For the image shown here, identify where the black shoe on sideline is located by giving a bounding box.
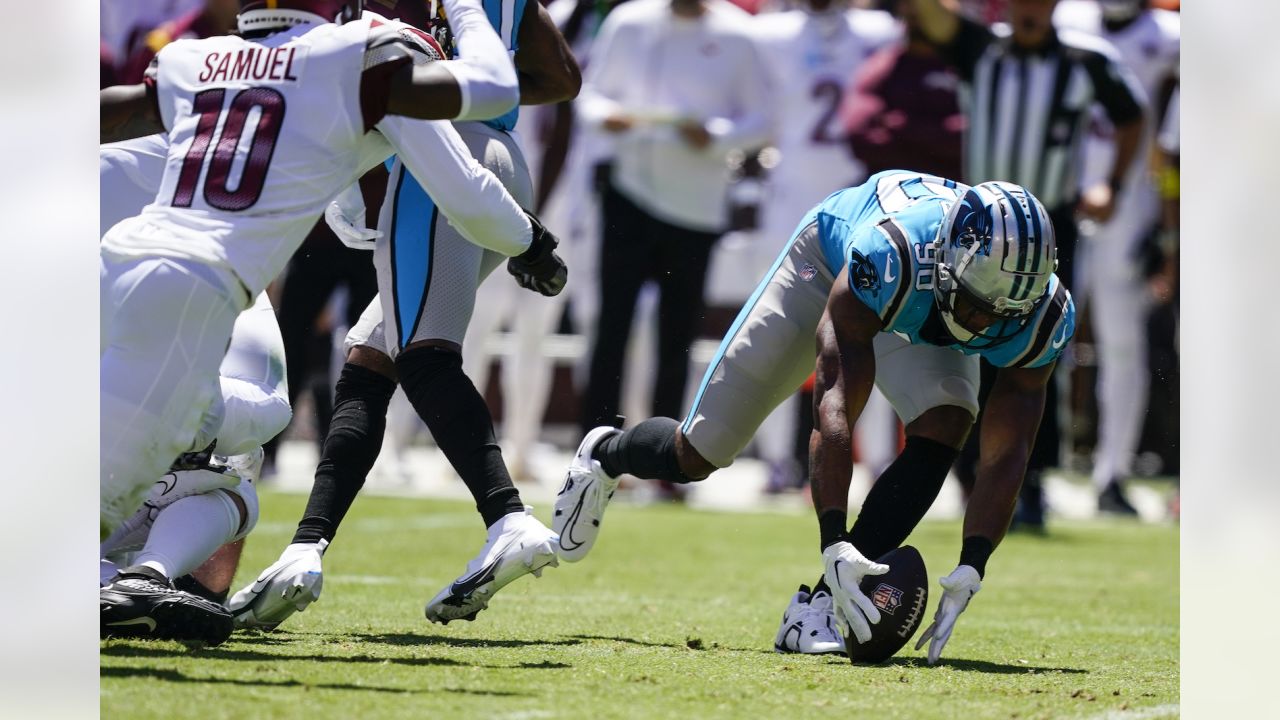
[1010,473,1047,534]
[1097,480,1140,517]
[101,565,233,646]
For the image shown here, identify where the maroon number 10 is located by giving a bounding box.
[172,87,286,211]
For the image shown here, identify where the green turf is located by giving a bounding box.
[101,490,1179,719]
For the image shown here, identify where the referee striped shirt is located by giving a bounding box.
[943,19,1144,210]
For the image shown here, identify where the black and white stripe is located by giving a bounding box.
[953,24,1144,210]
[1012,280,1070,368]
[875,219,914,328]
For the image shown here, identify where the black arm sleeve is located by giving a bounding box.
[941,17,994,82]
[1081,49,1144,127]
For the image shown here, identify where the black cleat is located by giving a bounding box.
[1098,480,1140,517]
[174,573,229,605]
[1010,472,1047,534]
[101,565,233,646]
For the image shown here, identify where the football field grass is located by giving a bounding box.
[102,489,1179,719]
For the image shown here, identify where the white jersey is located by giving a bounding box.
[751,8,899,211]
[101,13,533,298]
[101,19,376,296]
[1054,2,1179,192]
[100,134,169,235]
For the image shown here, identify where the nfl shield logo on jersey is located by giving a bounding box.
[871,583,903,615]
[798,262,817,282]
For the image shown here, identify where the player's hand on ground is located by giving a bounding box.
[325,184,381,251]
[915,564,982,665]
[821,541,890,644]
[507,211,567,297]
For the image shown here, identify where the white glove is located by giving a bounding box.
[822,541,890,644]
[325,183,381,250]
[226,540,328,630]
[914,564,982,665]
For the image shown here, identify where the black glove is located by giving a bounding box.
[170,441,216,472]
[507,211,567,297]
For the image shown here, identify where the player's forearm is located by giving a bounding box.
[810,326,876,547]
[964,385,1046,547]
[810,393,856,525]
[1108,117,1145,191]
[100,84,163,143]
[518,68,580,106]
[437,0,520,120]
[379,116,532,256]
[965,452,1026,549]
[514,4,582,106]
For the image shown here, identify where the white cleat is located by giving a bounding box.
[552,426,621,562]
[227,539,328,630]
[774,585,846,655]
[425,507,558,625]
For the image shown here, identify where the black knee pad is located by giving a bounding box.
[293,362,396,545]
[394,345,522,527]
[319,363,396,481]
[396,345,463,388]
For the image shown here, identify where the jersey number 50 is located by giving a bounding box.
[172,87,286,212]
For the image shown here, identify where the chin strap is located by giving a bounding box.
[938,308,975,344]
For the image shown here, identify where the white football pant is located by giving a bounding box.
[1081,182,1158,488]
[100,253,246,536]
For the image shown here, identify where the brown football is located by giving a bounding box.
[846,545,929,664]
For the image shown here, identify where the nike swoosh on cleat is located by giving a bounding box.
[557,476,575,496]
[155,473,178,497]
[445,556,504,605]
[107,616,157,632]
[557,490,591,551]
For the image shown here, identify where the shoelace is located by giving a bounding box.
[803,594,841,639]
[114,576,171,593]
[585,464,615,520]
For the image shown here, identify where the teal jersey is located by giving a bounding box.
[475,0,528,132]
[809,170,1075,369]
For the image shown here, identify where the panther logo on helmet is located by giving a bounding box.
[931,181,1056,349]
[948,189,994,256]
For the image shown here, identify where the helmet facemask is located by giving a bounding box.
[931,183,1057,350]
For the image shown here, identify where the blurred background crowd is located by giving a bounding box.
[100,0,1180,525]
